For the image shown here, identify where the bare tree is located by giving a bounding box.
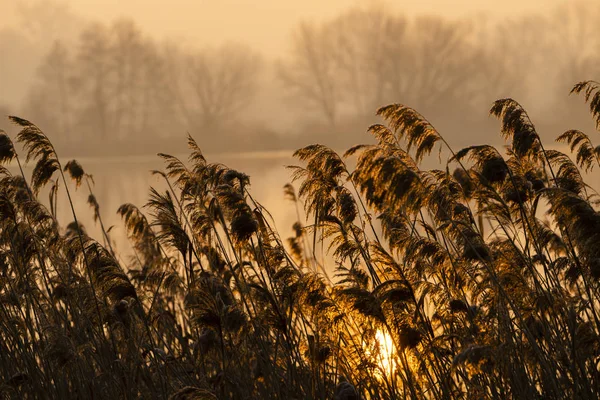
[468,17,535,106]
[551,2,600,82]
[109,19,145,137]
[1,1,84,114]
[327,7,404,117]
[380,16,480,115]
[134,41,172,137]
[278,22,339,126]
[24,40,75,136]
[178,44,262,130]
[107,19,169,139]
[75,22,112,139]
[38,19,172,141]
[24,18,262,146]
[279,10,482,128]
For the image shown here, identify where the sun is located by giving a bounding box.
[374,329,396,376]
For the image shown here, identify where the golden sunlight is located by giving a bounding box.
[374,329,396,376]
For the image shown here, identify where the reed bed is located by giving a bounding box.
[0,82,600,399]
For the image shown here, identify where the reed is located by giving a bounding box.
[0,82,599,399]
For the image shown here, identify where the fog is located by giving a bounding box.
[2,0,568,57]
[4,3,600,397]
[1,0,595,149]
[1,0,600,248]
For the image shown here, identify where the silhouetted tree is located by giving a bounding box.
[181,44,262,129]
[75,22,112,139]
[549,1,600,89]
[24,40,74,136]
[327,6,400,118]
[279,22,339,126]
[280,10,482,130]
[380,16,479,116]
[108,19,170,139]
[25,19,176,144]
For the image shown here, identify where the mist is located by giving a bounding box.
[2,0,598,244]
[4,1,600,398]
[1,0,596,154]
[1,0,598,237]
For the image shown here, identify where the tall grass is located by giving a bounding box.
[0,81,600,399]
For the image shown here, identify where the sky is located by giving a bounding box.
[3,0,566,55]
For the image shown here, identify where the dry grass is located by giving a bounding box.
[0,82,600,399]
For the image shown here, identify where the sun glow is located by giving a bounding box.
[374,329,396,376]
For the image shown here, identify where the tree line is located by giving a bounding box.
[13,1,600,154]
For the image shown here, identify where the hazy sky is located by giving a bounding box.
[4,0,565,54]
